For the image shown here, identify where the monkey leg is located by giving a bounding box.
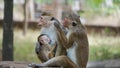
[34,56,77,68]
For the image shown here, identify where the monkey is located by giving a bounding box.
[36,34,57,62]
[29,12,89,68]
[63,13,89,68]
[35,15,67,59]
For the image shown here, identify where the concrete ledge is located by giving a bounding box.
[87,59,120,68]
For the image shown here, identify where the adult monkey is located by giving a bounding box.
[30,12,89,68]
[35,14,67,63]
[63,13,89,68]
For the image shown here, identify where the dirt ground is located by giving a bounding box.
[1,59,120,68]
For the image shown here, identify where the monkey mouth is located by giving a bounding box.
[38,21,45,26]
[38,23,43,27]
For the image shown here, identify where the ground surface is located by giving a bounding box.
[87,59,120,68]
[0,61,30,68]
[0,59,120,68]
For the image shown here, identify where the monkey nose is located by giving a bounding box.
[39,16,43,21]
[38,17,43,26]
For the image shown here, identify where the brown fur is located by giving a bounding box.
[35,16,67,62]
[31,13,89,68]
[64,13,89,68]
[36,42,56,62]
[40,16,67,56]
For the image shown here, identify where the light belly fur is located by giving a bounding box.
[41,26,57,46]
[67,42,77,65]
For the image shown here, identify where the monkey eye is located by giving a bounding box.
[40,16,43,19]
[72,22,77,26]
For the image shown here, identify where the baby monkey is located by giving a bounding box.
[36,34,56,63]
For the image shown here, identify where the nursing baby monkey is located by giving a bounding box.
[36,34,56,62]
[31,12,89,68]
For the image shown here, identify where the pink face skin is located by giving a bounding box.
[39,35,50,45]
[63,18,69,28]
[38,16,52,27]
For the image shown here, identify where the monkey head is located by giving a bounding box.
[63,13,82,29]
[38,16,54,27]
[38,34,51,45]
[38,16,60,28]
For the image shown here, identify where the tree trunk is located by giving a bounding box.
[2,0,14,61]
[29,0,35,20]
[23,0,29,35]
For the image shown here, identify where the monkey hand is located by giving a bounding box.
[48,52,54,59]
[42,39,49,45]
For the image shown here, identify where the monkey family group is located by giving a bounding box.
[28,12,89,68]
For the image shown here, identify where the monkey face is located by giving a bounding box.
[63,13,81,29]
[63,18,79,29]
[39,35,51,45]
[63,18,69,27]
[38,16,53,27]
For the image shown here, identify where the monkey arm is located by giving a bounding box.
[56,29,67,46]
[44,43,56,58]
[65,31,77,49]
[53,18,67,48]
[51,42,57,53]
[61,26,68,35]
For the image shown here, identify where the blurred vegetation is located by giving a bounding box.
[36,0,53,4]
[79,0,120,18]
[89,45,120,61]
[88,34,120,61]
[0,28,120,62]
[0,28,40,63]
[34,0,120,18]
[114,0,120,4]
[86,0,105,8]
